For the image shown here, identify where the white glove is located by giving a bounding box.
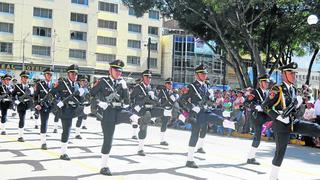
[134,105,141,112]
[83,106,91,115]
[163,109,172,117]
[57,101,64,108]
[223,119,236,130]
[15,100,21,105]
[148,91,155,100]
[29,87,34,95]
[174,94,180,99]
[150,117,156,123]
[192,106,201,113]
[170,94,176,102]
[276,115,289,124]
[78,88,85,96]
[296,96,303,108]
[123,104,130,109]
[35,105,42,111]
[130,114,140,125]
[98,101,108,110]
[118,79,128,89]
[255,105,263,112]
[9,88,13,93]
[178,114,186,123]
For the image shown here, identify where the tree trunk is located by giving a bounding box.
[305,47,319,85]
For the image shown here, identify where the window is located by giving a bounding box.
[96,53,116,62]
[98,19,117,29]
[148,26,158,36]
[70,31,87,41]
[33,7,52,19]
[97,36,116,46]
[71,0,88,5]
[33,26,51,37]
[0,2,14,14]
[150,43,158,51]
[99,2,118,13]
[32,45,51,56]
[0,22,13,33]
[69,49,86,59]
[128,23,141,33]
[149,58,157,68]
[128,40,141,49]
[0,42,12,54]
[149,10,159,20]
[129,7,136,16]
[127,56,140,66]
[70,12,87,23]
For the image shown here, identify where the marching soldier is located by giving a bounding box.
[74,75,90,139]
[90,60,140,176]
[157,78,179,146]
[0,74,14,135]
[34,68,54,150]
[261,62,320,180]
[12,71,34,142]
[246,74,270,165]
[51,64,86,160]
[131,70,163,156]
[179,64,228,168]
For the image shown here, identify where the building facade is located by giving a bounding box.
[161,32,224,87]
[0,0,162,82]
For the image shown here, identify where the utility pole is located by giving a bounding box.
[184,35,188,83]
[147,37,151,70]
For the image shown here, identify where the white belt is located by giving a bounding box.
[145,104,153,108]
[3,98,11,102]
[111,102,122,107]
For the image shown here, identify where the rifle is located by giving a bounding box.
[38,90,55,109]
[282,98,298,118]
[104,91,120,103]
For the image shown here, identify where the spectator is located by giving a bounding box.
[315,93,320,125]
[232,91,245,133]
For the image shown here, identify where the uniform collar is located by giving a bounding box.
[196,80,205,86]
[283,81,293,90]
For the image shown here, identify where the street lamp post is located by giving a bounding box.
[22,33,30,71]
[147,37,151,70]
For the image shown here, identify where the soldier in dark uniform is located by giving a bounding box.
[179,64,227,168]
[157,77,179,146]
[34,68,54,150]
[12,71,34,142]
[74,75,90,139]
[90,60,140,176]
[52,77,64,133]
[33,78,41,129]
[246,74,270,165]
[131,78,142,139]
[51,64,86,160]
[261,62,320,180]
[131,70,163,156]
[0,74,14,135]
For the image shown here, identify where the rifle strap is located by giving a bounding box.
[62,80,73,95]
[1,85,6,94]
[39,82,48,94]
[15,84,26,95]
[102,77,115,92]
[256,89,263,102]
[138,84,147,96]
[190,83,202,100]
[161,89,172,105]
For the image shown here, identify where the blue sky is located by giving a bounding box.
[293,53,320,71]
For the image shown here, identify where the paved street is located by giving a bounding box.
[0,111,319,180]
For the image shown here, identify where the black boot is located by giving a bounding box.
[100,167,112,176]
[186,161,199,168]
[137,150,146,156]
[17,137,24,142]
[75,135,82,139]
[1,131,6,135]
[53,129,58,133]
[160,141,169,146]
[41,143,48,150]
[132,135,138,140]
[197,148,206,154]
[247,158,260,165]
[60,154,71,160]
